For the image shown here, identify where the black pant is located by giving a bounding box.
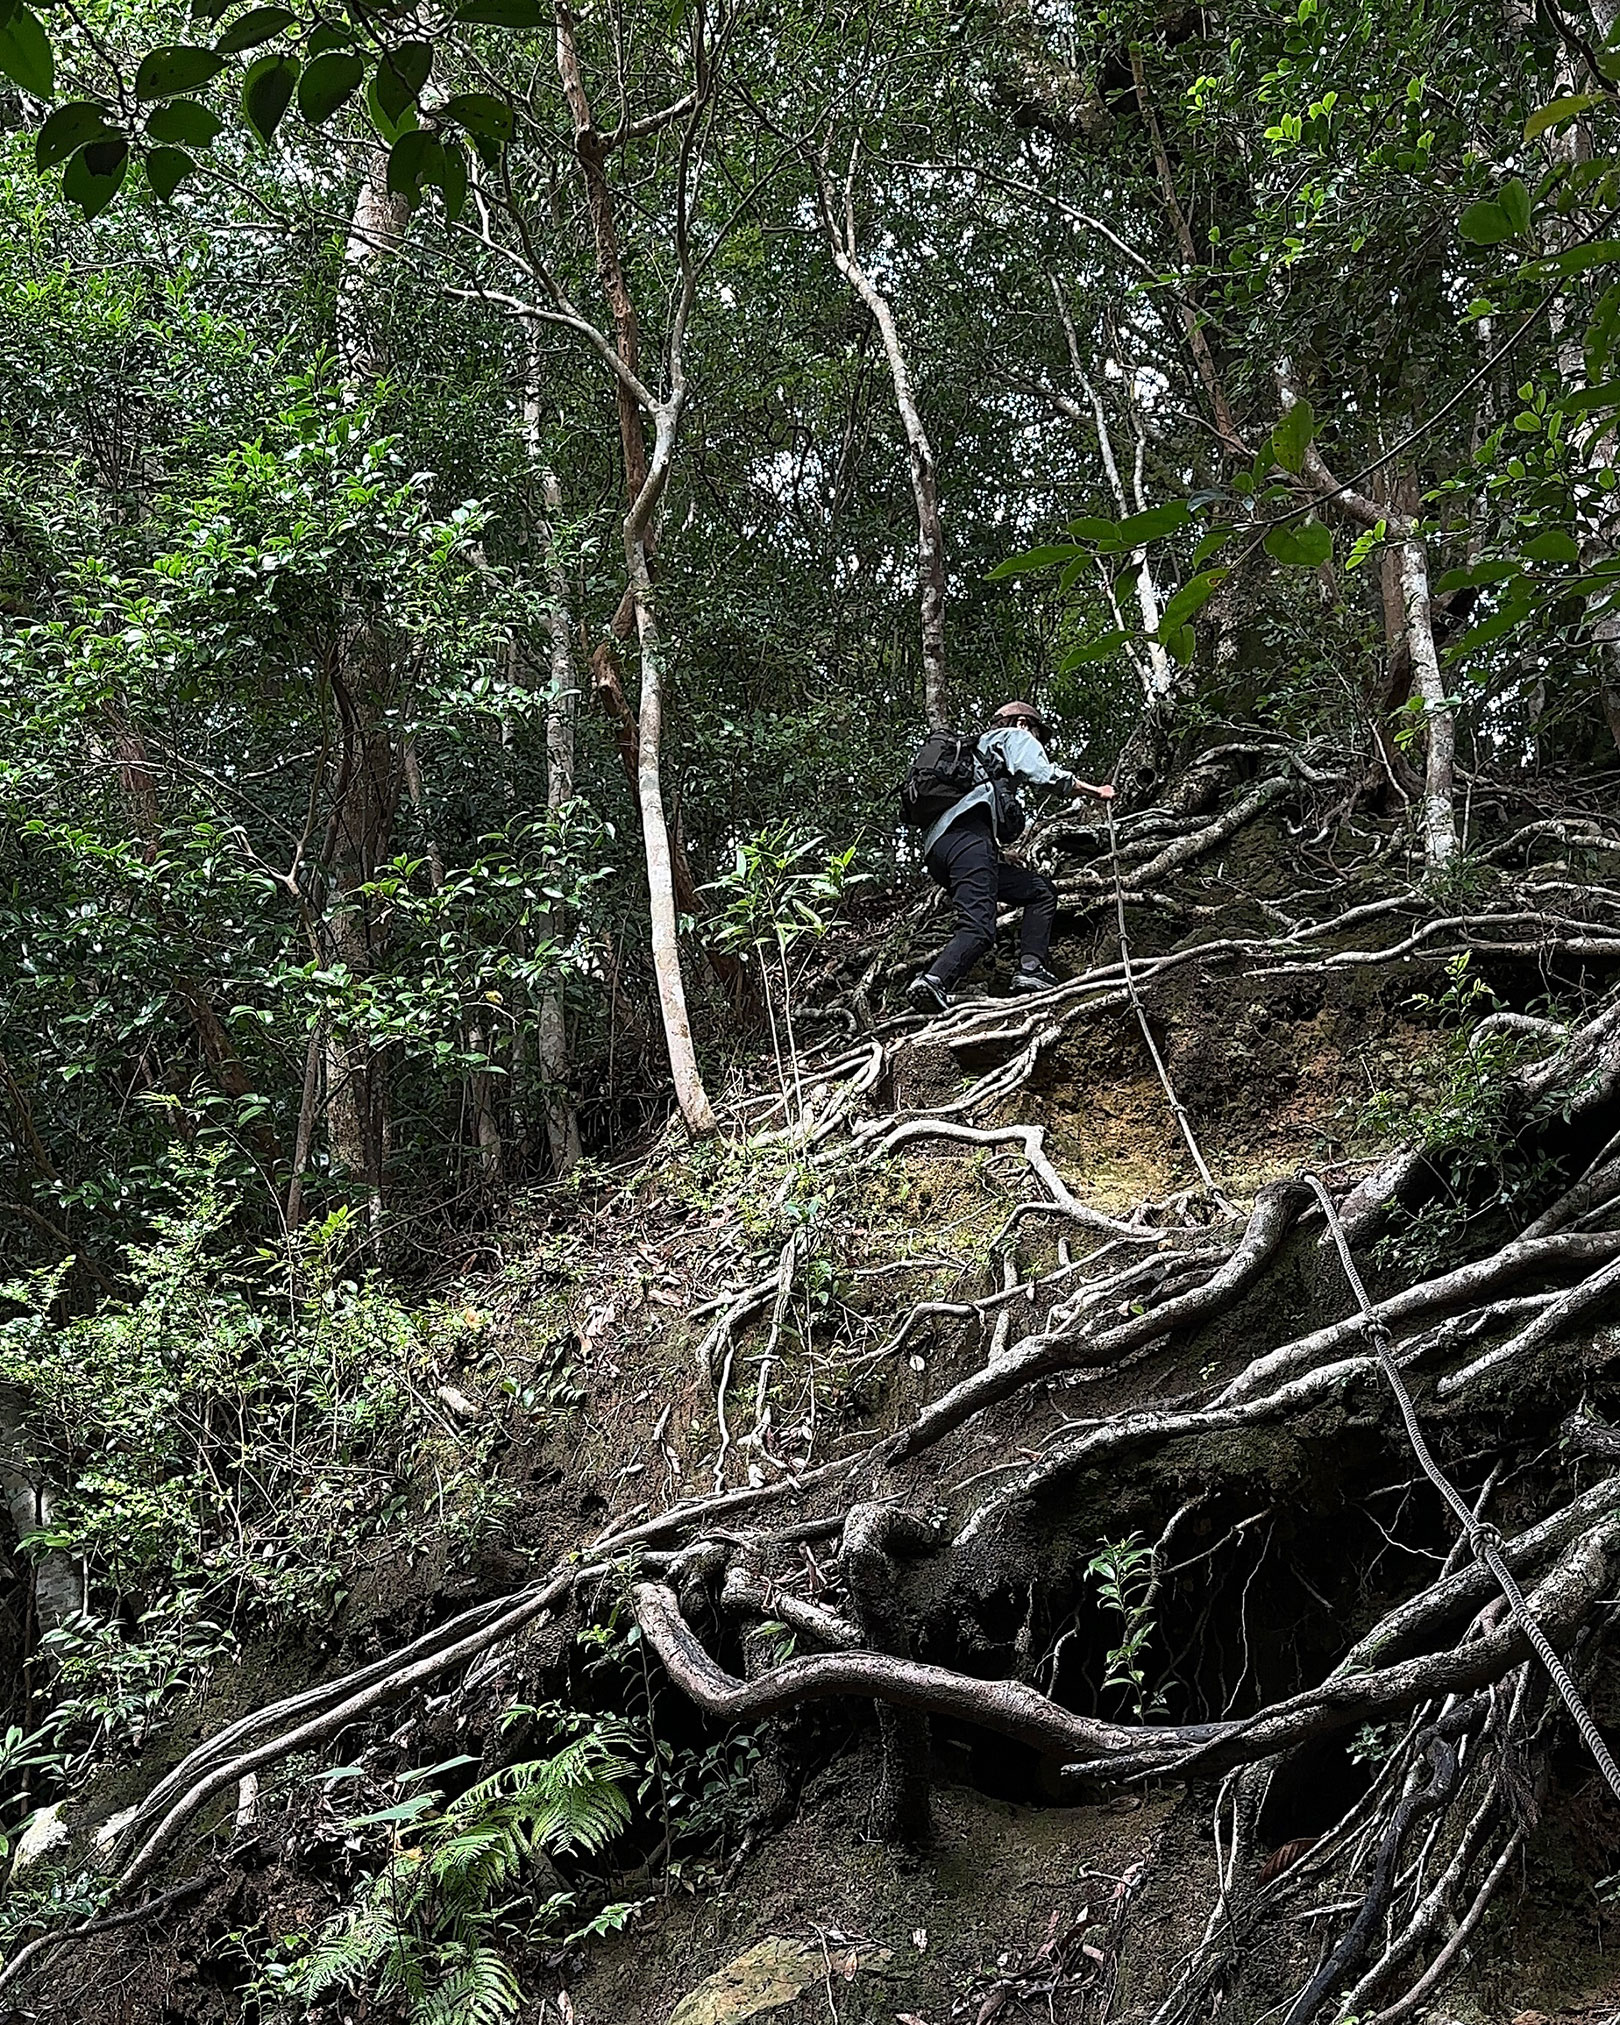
[923,811,1057,988]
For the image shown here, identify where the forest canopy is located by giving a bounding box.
[9,2,1620,2020]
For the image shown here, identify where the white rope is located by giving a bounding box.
[1304,1168,1620,1807]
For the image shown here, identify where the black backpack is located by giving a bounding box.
[899,730,1025,841]
[899,729,982,829]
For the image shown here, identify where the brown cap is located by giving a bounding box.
[990,700,1047,732]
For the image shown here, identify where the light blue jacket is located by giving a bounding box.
[922,725,1072,855]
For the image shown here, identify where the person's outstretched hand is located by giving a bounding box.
[1072,777,1115,801]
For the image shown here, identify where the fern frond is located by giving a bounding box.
[414,1944,522,2025]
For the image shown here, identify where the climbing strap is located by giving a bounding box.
[1304,1169,1620,1806]
[1105,794,1235,1216]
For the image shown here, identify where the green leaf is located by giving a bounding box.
[1270,396,1315,474]
[0,5,52,98]
[986,544,1084,579]
[1432,559,1521,592]
[437,137,469,220]
[1111,501,1191,547]
[1525,93,1602,141]
[135,45,225,100]
[215,5,296,53]
[376,40,432,124]
[36,102,116,171]
[1156,568,1229,637]
[1065,515,1119,541]
[1561,381,1620,415]
[1522,238,1620,277]
[1164,624,1196,665]
[1058,630,1129,668]
[1459,200,1514,246]
[455,0,547,21]
[297,49,364,125]
[344,1794,440,1827]
[62,139,128,218]
[386,126,433,200]
[1264,518,1333,567]
[146,99,224,146]
[1498,176,1531,234]
[443,91,514,142]
[1191,526,1234,567]
[365,70,418,143]
[144,147,194,201]
[1523,528,1581,563]
[242,53,299,144]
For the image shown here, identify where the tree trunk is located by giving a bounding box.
[1397,535,1458,868]
[628,495,716,1137]
[553,4,717,1135]
[538,467,583,1177]
[322,153,413,1215]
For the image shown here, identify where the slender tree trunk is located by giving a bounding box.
[322,154,412,1214]
[818,182,948,728]
[628,474,716,1135]
[554,4,716,1134]
[1278,373,1457,869]
[538,465,583,1176]
[1398,536,1458,867]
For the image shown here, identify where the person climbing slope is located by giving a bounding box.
[903,701,1114,1012]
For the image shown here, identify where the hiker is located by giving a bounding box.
[904,702,1114,1012]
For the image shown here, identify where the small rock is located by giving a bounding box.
[13,1803,68,1872]
[92,1804,138,1853]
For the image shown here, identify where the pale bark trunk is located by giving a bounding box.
[0,1400,83,1650]
[1277,373,1457,869]
[1398,537,1458,867]
[552,4,716,1135]
[539,468,583,1177]
[629,492,716,1136]
[817,160,947,727]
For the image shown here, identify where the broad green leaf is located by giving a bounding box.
[1164,624,1196,665]
[0,4,51,98]
[343,1794,440,1827]
[63,140,128,218]
[146,99,224,146]
[1525,93,1601,141]
[386,127,434,200]
[135,45,225,100]
[456,0,547,21]
[365,69,419,143]
[297,49,364,125]
[376,40,432,124]
[1111,501,1191,546]
[144,147,194,201]
[36,102,115,171]
[1459,200,1514,246]
[1522,528,1581,564]
[1522,238,1620,278]
[443,91,514,142]
[1059,631,1129,668]
[1498,177,1531,234]
[1191,526,1234,567]
[215,6,296,53]
[1156,568,1229,637]
[1057,553,1091,595]
[437,137,469,221]
[1064,515,1119,542]
[1433,559,1521,593]
[242,53,299,144]
[1345,520,1388,571]
[986,544,1084,579]
[1560,381,1620,415]
[1270,396,1315,474]
[1264,518,1333,567]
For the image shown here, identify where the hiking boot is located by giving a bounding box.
[1010,963,1063,993]
[906,973,953,1014]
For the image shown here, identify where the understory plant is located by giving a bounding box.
[1085,1532,1167,1721]
[0,1156,506,1758]
[273,1719,641,2025]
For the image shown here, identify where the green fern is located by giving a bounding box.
[280,1721,637,2025]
